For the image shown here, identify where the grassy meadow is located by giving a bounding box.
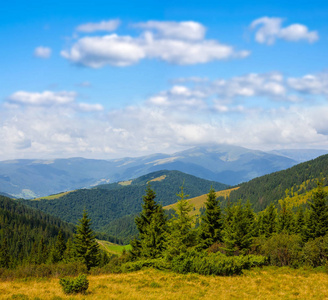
[164,187,239,216]
[1,267,328,299]
[97,240,132,255]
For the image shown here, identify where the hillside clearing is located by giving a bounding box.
[1,267,328,299]
[164,187,239,216]
[97,240,131,255]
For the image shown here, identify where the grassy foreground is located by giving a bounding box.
[1,267,328,299]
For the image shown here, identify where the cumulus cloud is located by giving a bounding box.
[2,72,328,160]
[134,21,206,40]
[287,73,328,96]
[76,19,120,32]
[250,17,319,45]
[34,46,52,58]
[61,20,250,67]
[8,91,76,106]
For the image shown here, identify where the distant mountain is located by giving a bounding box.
[227,154,328,212]
[21,170,229,233]
[0,145,301,198]
[269,149,328,163]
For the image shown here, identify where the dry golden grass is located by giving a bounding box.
[33,191,75,201]
[164,187,239,216]
[1,266,327,300]
[148,175,167,183]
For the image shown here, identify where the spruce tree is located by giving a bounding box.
[74,210,100,270]
[307,182,328,240]
[198,187,223,249]
[49,230,67,263]
[277,199,295,234]
[131,184,167,259]
[164,186,196,260]
[0,237,10,268]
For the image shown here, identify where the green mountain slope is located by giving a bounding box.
[21,170,229,233]
[0,195,74,266]
[228,154,328,211]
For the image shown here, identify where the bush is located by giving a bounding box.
[59,274,89,294]
[170,250,267,276]
[260,233,303,267]
[303,235,328,267]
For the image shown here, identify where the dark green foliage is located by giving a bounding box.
[303,235,328,267]
[131,185,167,259]
[277,199,295,234]
[259,233,303,267]
[0,195,73,267]
[228,154,328,211]
[306,182,328,240]
[198,187,223,249]
[164,186,196,260]
[170,250,267,276]
[21,170,229,236]
[223,201,255,255]
[257,202,277,238]
[59,274,89,294]
[74,211,100,270]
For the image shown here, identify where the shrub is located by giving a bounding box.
[260,233,303,267]
[171,250,267,276]
[59,274,89,294]
[303,235,328,267]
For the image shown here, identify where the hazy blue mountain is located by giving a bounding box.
[0,144,304,197]
[269,149,328,163]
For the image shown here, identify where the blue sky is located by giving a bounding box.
[1,0,328,159]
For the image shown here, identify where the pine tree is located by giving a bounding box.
[259,202,277,238]
[307,181,328,240]
[0,237,10,268]
[277,199,295,234]
[223,201,255,255]
[74,210,100,270]
[49,230,67,263]
[198,187,223,249]
[131,184,167,259]
[164,186,196,260]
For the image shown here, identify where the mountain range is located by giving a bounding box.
[1,144,327,198]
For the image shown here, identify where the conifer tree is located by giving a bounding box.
[0,237,10,268]
[259,202,277,238]
[49,230,67,263]
[131,184,167,259]
[74,210,100,270]
[277,199,295,234]
[223,201,255,255]
[307,181,328,240]
[198,187,223,249]
[164,186,196,260]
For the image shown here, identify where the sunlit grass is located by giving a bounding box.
[1,266,328,299]
[97,240,131,255]
[164,187,239,216]
[33,191,74,201]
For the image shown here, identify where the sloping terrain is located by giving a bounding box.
[0,144,304,198]
[227,154,328,211]
[21,170,229,232]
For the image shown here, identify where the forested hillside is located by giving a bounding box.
[228,154,328,211]
[0,195,74,267]
[21,170,229,233]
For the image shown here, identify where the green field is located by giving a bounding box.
[97,240,131,255]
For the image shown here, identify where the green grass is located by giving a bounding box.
[97,240,131,255]
[32,191,75,201]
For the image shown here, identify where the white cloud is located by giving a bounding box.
[250,17,319,45]
[287,73,328,95]
[61,21,250,67]
[134,21,206,40]
[78,103,104,112]
[8,91,76,106]
[34,46,52,58]
[61,34,146,67]
[2,72,328,160]
[76,19,120,33]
